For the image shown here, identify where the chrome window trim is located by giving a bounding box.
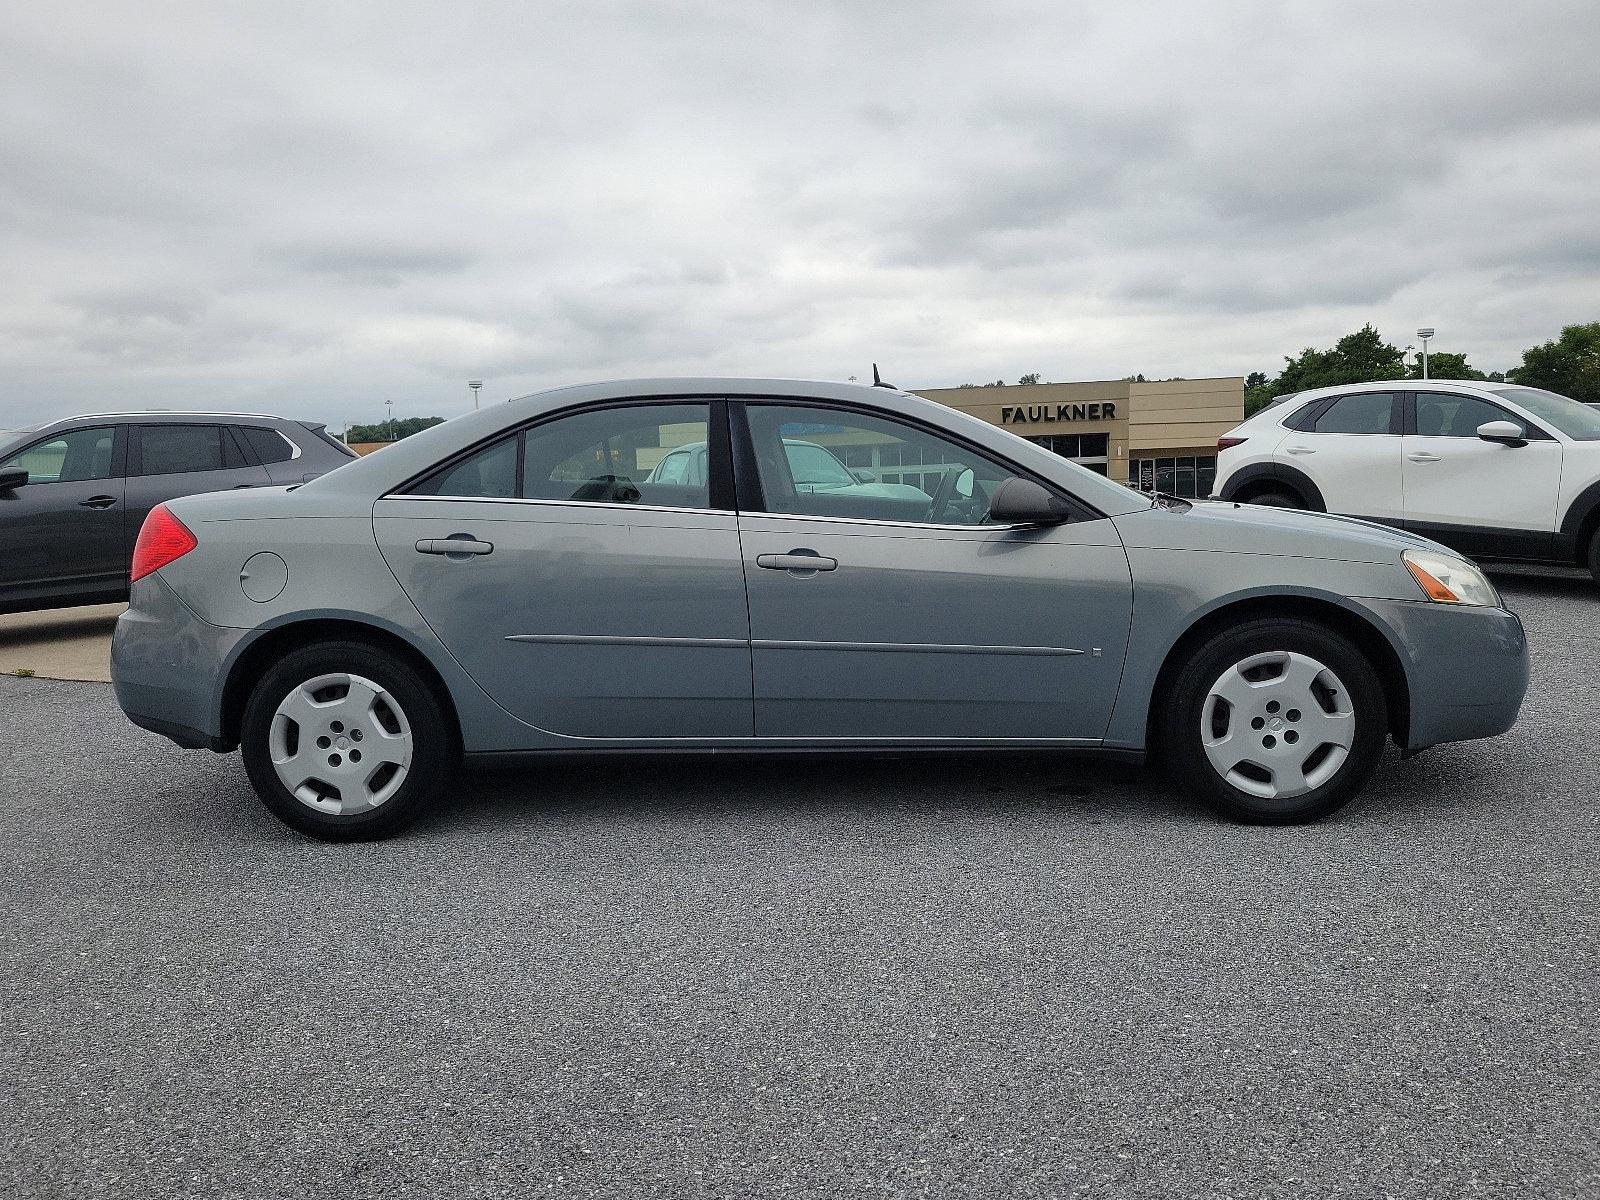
[733,510,1036,534]
[378,494,732,517]
[275,430,303,461]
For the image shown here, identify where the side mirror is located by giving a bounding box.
[954,468,975,499]
[988,477,1072,525]
[850,468,877,484]
[1477,420,1526,447]
[0,467,27,492]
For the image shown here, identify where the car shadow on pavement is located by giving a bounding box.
[0,607,122,647]
[1489,569,1594,601]
[425,752,1229,834]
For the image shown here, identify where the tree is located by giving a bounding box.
[1018,373,1042,385]
[1405,350,1485,381]
[1244,371,1268,390]
[346,416,445,443]
[1509,322,1600,404]
[1242,324,1408,415]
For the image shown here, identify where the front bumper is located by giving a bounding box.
[111,573,252,752]
[1358,597,1529,750]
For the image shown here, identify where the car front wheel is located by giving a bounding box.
[240,640,455,841]
[1160,618,1388,823]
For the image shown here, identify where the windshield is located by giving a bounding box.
[784,441,855,488]
[1488,386,1600,441]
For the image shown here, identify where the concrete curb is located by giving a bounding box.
[0,603,122,683]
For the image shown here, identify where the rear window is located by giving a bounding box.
[1313,393,1395,435]
[240,426,295,465]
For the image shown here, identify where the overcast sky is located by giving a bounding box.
[2,1,1598,429]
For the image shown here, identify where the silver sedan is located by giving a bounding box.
[111,378,1529,840]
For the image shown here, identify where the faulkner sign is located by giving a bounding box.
[999,402,1117,426]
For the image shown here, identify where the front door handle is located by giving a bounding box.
[1407,452,1442,463]
[78,495,118,509]
[757,550,837,573]
[416,537,494,557]
[1284,445,1316,455]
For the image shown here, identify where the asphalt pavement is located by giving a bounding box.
[2,574,1596,1199]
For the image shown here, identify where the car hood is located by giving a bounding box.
[1112,499,1438,565]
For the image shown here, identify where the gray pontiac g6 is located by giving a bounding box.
[110,379,1528,840]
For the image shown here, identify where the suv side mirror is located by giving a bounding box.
[988,477,1072,525]
[1477,420,1526,447]
[0,467,27,492]
[850,468,877,484]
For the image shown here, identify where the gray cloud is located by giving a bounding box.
[1,0,1598,428]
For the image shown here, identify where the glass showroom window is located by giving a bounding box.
[1130,454,1217,498]
[1029,432,1109,475]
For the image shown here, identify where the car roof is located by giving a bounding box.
[301,376,1153,516]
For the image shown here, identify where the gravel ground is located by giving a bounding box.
[2,574,1596,1199]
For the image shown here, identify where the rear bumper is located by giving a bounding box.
[111,573,250,752]
[1359,597,1529,749]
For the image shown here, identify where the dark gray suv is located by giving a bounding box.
[0,411,356,614]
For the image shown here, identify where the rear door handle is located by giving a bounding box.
[1407,452,1441,463]
[757,551,837,573]
[416,537,494,556]
[1284,445,1316,455]
[78,495,118,509]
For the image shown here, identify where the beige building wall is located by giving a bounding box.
[915,377,1244,485]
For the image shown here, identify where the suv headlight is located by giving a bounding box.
[1403,548,1498,607]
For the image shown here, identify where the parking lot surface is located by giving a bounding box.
[2,574,1596,1199]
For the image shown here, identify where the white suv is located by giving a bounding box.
[1213,380,1600,584]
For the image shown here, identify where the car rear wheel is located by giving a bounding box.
[1247,490,1304,509]
[240,640,454,841]
[1159,618,1388,823]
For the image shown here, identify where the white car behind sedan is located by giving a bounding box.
[1213,380,1600,587]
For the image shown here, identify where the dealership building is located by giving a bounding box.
[913,376,1245,498]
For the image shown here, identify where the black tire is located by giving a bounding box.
[1246,490,1304,509]
[1158,618,1388,824]
[240,640,455,841]
[1587,529,1600,589]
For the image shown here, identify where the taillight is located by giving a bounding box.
[130,504,198,582]
[1217,435,1246,452]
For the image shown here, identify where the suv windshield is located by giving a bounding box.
[785,441,855,488]
[1488,386,1600,441]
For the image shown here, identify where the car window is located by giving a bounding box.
[409,404,714,508]
[1415,393,1523,439]
[1487,386,1600,440]
[524,404,710,508]
[784,441,856,488]
[744,404,1024,527]
[137,425,246,476]
[0,426,116,484]
[652,450,690,485]
[240,426,295,465]
[1313,393,1395,434]
[413,435,519,498]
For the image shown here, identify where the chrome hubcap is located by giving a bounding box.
[1200,651,1356,800]
[268,672,412,816]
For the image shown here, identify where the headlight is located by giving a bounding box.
[1403,548,1498,607]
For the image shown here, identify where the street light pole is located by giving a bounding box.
[468,379,483,411]
[1417,328,1434,380]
